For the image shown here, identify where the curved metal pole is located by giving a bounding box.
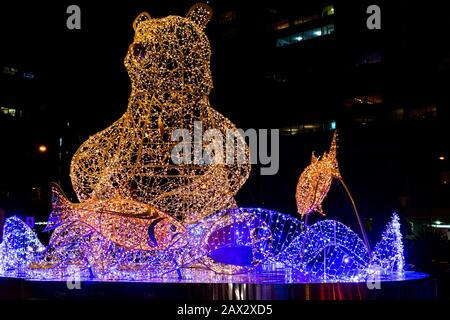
[338,177,372,257]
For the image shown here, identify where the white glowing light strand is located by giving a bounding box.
[369,213,405,275]
[0,210,406,282]
[0,217,45,276]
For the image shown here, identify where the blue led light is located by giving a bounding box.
[0,210,405,282]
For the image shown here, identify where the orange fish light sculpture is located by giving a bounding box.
[295,132,371,254]
[295,132,340,220]
[45,184,185,251]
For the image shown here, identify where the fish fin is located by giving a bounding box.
[329,131,338,157]
[311,152,318,163]
[44,183,73,232]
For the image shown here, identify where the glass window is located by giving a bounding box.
[344,95,383,107]
[23,72,34,79]
[272,20,289,31]
[2,67,18,75]
[293,13,320,25]
[0,107,17,117]
[290,33,303,43]
[276,36,292,47]
[409,106,437,119]
[322,5,335,16]
[220,11,236,24]
[303,28,322,40]
[276,24,334,47]
[322,24,335,35]
[391,109,405,121]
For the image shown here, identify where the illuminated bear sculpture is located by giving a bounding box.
[0,5,406,283]
[70,4,250,224]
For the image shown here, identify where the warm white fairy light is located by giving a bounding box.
[0,217,45,276]
[0,5,407,283]
[295,132,340,219]
[369,213,405,275]
[1,210,406,281]
[70,3,250,224]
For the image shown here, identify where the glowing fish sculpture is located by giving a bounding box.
[45,183,185,251]
[295,132,340,219]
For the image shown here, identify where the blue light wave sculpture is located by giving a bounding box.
[0,208,405,282]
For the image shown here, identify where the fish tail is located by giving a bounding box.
[43,183,73,231]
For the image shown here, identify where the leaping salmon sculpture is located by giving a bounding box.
[45,183,186,251]
[295,131,371,254]
[295,132,340,219]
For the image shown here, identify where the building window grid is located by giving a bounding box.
[276,23,335,47]
[272,4,334,31]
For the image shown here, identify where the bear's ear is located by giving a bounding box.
[186,3,213,29]
[133,12,151,31]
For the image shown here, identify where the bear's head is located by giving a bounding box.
[125,4,213,100]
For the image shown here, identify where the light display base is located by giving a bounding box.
[0,269,434,300]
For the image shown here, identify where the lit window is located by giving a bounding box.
[322,24,335,35]
[2,66,18,75]
[276,24,334,47]
[391,109,405,121]
[0,107,17,117]
[276,36,292,47]
[293,13,320,25]
[303,28,322,40]
[220,11,236,24]
[322,5,335,16]
[344,95,383,108]
[272,20,289,31]
[409,105,437,119]
[440,171,450,186]
[23,72,34,79]
[280,121,334,135]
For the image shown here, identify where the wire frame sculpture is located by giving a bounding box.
[295,132,371,254]
[70,3,250,224]
[296,132,341,219]
[0,210,405,282]
[0,5,406,283]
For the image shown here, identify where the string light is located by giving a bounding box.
[295,132,371,254]
[0,217,45,276]
[0,5,405,283]
[295,132,340,219]
[1,210,405,281]
[70,3,250,224]
[368,213,405,276]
